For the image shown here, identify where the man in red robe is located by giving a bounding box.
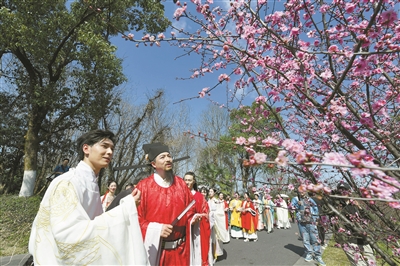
[184,172,212,266]
[136,143,198,266]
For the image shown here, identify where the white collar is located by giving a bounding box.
[77,161,97,182]
[154,172,173,188]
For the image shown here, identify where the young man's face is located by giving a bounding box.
[83,138,114,173]
[184,174,195,190]
[152,152,173,172]
[62,159,69,166]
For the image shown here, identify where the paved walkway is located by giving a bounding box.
[215,224,330,266]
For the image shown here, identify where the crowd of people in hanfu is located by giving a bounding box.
[30,129,378,266]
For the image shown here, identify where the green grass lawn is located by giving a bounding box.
[0,194,41,256]
[322,240,350,266]
[322,235,395,266]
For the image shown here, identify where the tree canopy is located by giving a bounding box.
[0,0,170,195]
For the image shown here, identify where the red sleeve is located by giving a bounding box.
[193,192,211,264]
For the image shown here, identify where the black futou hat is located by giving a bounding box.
[337,182,351,190]
[143,143,170,162]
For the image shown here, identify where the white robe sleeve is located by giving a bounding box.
[143,222,162,266]
[29,180,148,265]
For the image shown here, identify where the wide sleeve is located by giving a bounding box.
[106,189,132,211]
[136,180,165,244]
[30,180,148,265]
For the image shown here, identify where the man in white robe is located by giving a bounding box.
[29,129,148,265]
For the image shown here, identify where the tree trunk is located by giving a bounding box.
[19,113,40,197]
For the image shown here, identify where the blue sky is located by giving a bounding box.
[110,1,246,121]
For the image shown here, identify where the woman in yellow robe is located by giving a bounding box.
[229,192,244,239]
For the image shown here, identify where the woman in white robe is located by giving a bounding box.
[276,195,291,229]
[253,193,264,231]
[208,188,229,262]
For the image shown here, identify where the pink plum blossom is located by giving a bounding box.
[323,152,349,166]
[379,9,397,26]
[320,4,329,13]
[235,137,246,145]
[245,147,256,155]
[320,69,332,81]
[328,45,340,53]
[275,150,288,166]
[254,152,267,164]
[199,88,208,98]
[282,139,304,154]
[174,6,186,20]
[255,96,266,103]
[262,137,279,147]
[234,68,242,75]
[247,136,257,144]
[291,27,300,36]
[345,3,356,13]
[331,134,340,143]
[218,73,230,82]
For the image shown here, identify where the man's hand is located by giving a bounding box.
[131,188,141,206]
[160,224,173,238]
[191,214,202,225]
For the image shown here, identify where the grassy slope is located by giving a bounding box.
[0,195,41,256]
